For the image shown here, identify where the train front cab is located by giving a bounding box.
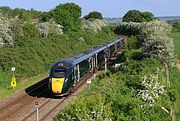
[49,69,66,95]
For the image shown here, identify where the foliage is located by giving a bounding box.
[122,10,155,22]
[113,22,141,36]
[21,21,39,38]
[0,12,13,46]
[84,11,103,20]
[171,32,180,59]
[82,19,107,32]
[37,19,63,37]
[57,59,172,121]
[140,20,175,68]
[113,19,179,120]
[173,22,180,32]
[9,17,22,40]
[0,27,115,82]
[56,11,177,120]
[138,73,166,106]
[170,68,180,118]
[41,3,82,32]
[0,6,41,21]
[114,20,175,68]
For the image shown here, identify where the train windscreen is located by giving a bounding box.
[52,70,65,78]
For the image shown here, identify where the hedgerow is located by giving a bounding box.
[57,58,175,121]
[56,20,178,120]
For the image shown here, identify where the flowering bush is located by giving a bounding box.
[37,19,63,37]
[138,74,165,106]
[114,20,175,68]
[82,19,107,32]
[140,20,175,68]
[0,12,13,46]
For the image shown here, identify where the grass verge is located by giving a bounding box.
[0,71,48,99]
[171,32,180,59]
[171,31,180,120]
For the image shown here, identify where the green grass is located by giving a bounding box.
[171,32,180,59]
[176,115,180,121]
[0,71,48,99]
[170,68,180,121]
[171,32,180,121]
[0,28,115,99]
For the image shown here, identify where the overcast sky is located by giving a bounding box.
[0,0,179,18]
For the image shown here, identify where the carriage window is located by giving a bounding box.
[53,70,65,78]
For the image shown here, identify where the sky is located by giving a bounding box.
[0,0,179,18]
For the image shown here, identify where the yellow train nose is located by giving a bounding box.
[52,78,65,94]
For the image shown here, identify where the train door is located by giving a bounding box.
[73,65,80,86]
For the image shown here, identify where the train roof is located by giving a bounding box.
[51,37,123,69]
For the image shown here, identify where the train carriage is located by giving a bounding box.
[49,37,124,96]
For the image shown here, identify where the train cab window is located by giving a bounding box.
[53,70,65,78]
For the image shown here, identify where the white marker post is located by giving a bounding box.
[87,79,91,90]
[11,67,15,77]
[11,67,16,90]
[87,79,91,85]
[35,101,39,121]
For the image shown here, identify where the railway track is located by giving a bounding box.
[0,78,49,121]
[21,71,94,121]
[0,71,99,121]
[40,71,100,121]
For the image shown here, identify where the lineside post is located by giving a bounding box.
[105,57,107,72]
[96,54,98,67]
[77,64,80,81]
[35,101,39,121]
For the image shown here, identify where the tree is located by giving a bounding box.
[122,10,154,22]
[84,11,103,20]
[173,22,180,31]
[41,3,82,32]
[122,10,143,22]
[141,12,154,22]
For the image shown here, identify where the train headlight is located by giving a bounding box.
[49,78,52,83]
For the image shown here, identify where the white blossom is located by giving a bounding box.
[0,12,13,46]
[141,20,175,67]
[138,73,165,106]
[37,19,63,37]
[82,19,107,32]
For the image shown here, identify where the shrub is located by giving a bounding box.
[21,22,39,38]
[81,19,107,32]
[37,19,63,37]
[0,12,13,46]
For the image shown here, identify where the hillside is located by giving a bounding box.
[0,4,115,98]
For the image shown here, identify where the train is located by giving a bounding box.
[48,36,125,96]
